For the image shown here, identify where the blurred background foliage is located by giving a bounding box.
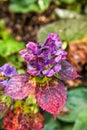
[0,0,87,130]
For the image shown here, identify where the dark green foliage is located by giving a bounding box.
[0,21,25,71]
[58,86,87,122]
[73,110,87,130]
[9,0,51,13]
[43,113,61,130]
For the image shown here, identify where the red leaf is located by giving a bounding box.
[4,74,36,100]
[32,113,44,130]
[35,79,67,119]
[3,107,30,130]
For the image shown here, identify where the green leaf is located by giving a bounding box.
[0,39,24,57]
[38,0,50,11]
[0,94,11,107]
[13,100,24,109]
[43,113,61,130]
[62,124,73,130]
[10,0,37,6]
[10,3,40,13]
[60,0,76,4]
[0,56,6,66]
[10,0,50,13]
[38,18,87,43]
[58,86,87,122]
[7,54,24,69]
[35,76,51,83]
[0,21,25,57]
[73,110,87,130]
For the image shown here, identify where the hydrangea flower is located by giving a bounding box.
[2,33,79,119]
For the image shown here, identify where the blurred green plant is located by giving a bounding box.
[9,0,51,13]
[38,18,87,43]
[0,20,25,72]
[58,86,87,122]
[73,110,87,130]
[43,113,61,130]
[9,0,87,14]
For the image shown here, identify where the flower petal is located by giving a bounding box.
[53,64,61,72]
[27,65,40,76]
[26,42,37,54]
[59,60,80,80]
[0,64,17,77]
[35,80,66,118]
[19,49,27,55]
[4,74,36,100]
[46,69,55,77]
[0,80,8,87]
[44,33,62,50]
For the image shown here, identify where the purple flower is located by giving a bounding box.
[20,33,67,77]
[0,33,79,119]
[0,64,17,87]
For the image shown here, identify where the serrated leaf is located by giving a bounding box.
[4,74,35,100]
[38,18,87,43]
[35,80,66,118]
[58,86,87,122]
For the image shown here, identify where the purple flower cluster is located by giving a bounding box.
[0,33,79,119]
[0,64,17,86]
[19,33,67,77]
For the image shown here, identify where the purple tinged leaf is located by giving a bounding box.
[4,74,35,100]
[59,60,80,80]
